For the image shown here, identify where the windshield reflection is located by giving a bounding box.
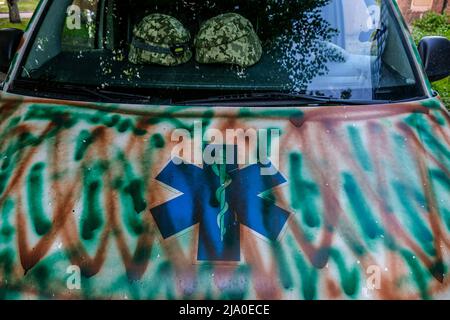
[17,0,422,103]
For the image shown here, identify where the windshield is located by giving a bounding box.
[13,0,425,104]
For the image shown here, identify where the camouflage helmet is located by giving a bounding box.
[194,13,262,67]
[129,14,192,66]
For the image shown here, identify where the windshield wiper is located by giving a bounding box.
[94,88,152,102]
[176,92,391,106]
[12,80,153,103]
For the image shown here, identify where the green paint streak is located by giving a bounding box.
[24,105,146,138]
[151,133,165,149]
[406,114,450,164]
[201,110,214,130]
[126,281,143,300]
[198,264,214,300]
[421,130,450,164]
[27,163,52,236]
[16,132,39,150]
[0,249,15,298]
[0,116,21,143]
[126,179,147,214]
[343,173,383,240]
[26,263,50,293]
[289,238,318,300]
[443,208,450,232]
[0,200,15,298]
[289,153,321,228]
[429,260,446,284]
[0,198,15,241]
[81,165,105,241]
[133,127,148,136]
[429,169,450,232]
[0,154,10,171]
[81,181,103,240]
[220,265,250,300]
[0,140,25,197]
[7,116,22,128]
[104,114,121,127]
[90,112,103,124]
[400,250,430,300]
[117,118,132,133]
[147,261,175,299]
[74,130,96,161]
[345,236,367,257]
[1,157,10,171]
[132,242,152,265]
[139,133,165,200]
[347,126,372,172]
[0,128,56,189]
[116,180,144,235]
[24,107,76,128]
[116,153,145,235]
[392,182,434,255]
[272,243,294,290]
[312,247,331,269]
[431,109,446,126]
[330,249,360,297]
[382,232,399,251]
[0,171,10,198]
[430,170,450,191]
[420,98,442,110]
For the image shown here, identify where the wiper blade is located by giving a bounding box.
[69,85,118,102]
[12,80,152,103]
[177,92,390,106]
[95,88,152,102]
[53,85,153,103]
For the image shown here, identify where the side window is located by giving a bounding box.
[62,0,99,51]
[381,15,416,83]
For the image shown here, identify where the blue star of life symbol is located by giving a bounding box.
[151,146,290,262]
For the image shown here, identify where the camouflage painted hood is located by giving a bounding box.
[0,95,449,300]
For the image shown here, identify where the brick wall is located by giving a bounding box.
[397,0,449,22]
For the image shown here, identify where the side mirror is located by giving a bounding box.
[418,36,450,82]
[0,28,24,74]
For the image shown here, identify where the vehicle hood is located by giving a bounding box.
[0,95,449,299]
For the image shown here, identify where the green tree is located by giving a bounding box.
[7,0,21,24]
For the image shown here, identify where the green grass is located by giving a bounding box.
[412,12,450,108]
[0,17,30,30]
[432,78,450,108]
[412,12,450,41]
[0,0,39,13]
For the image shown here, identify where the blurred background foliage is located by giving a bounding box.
[412,12,449,107]
[0,0,38,29]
